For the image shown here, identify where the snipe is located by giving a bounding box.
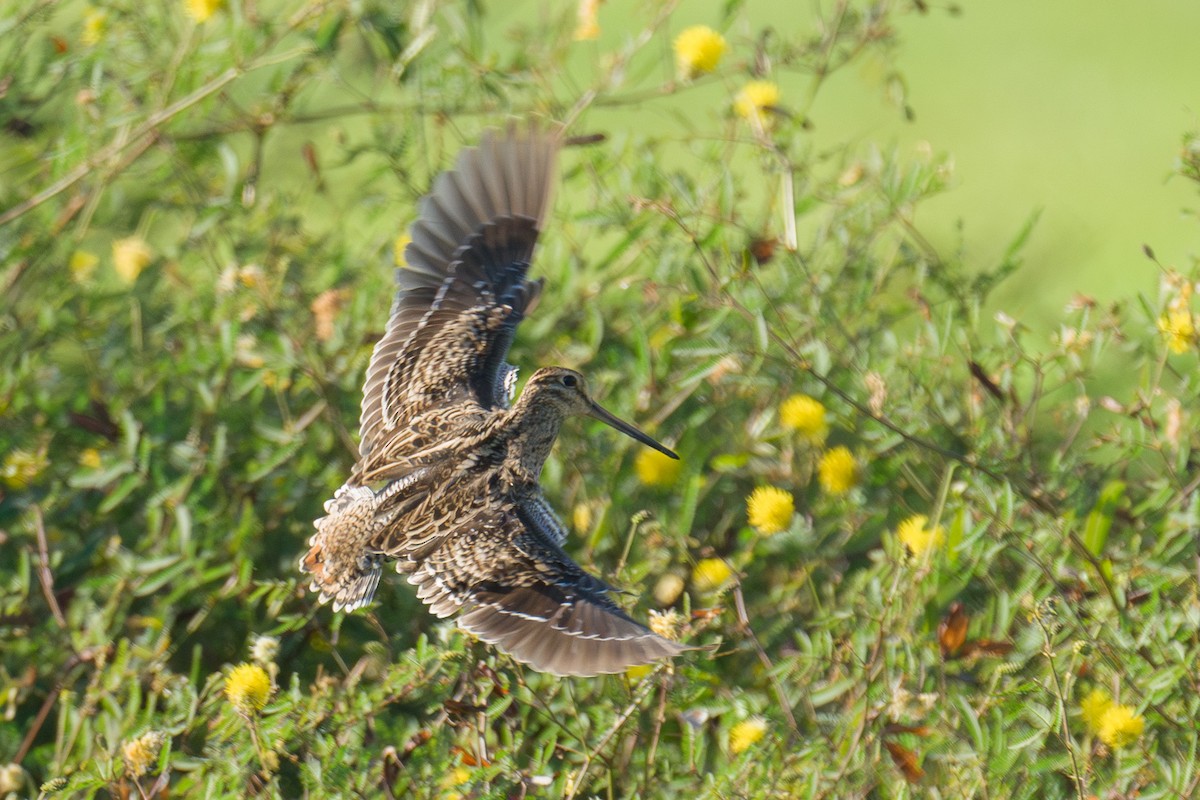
[300,125,688,676]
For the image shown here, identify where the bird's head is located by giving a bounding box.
[524,367,678,460]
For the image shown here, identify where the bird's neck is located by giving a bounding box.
[501,388,566,481]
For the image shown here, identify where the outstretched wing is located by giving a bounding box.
[404,500,687,677]
[358,125,560,463]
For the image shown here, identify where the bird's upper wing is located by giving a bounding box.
[358,125,560,463]
[403,499,688,677]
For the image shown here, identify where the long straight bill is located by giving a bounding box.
[587,401,679,460]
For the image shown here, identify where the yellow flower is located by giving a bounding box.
[237,265,264,289]
[261,371,292,391]
[70,250,99,283]
[574,0,602,41]
[571,502,593,533]
[393,233,411,265]
[895,514,944,558]
[746,485,794,534]
[311,288,348,343]
[1080,689,1112,734]
[692,558,732,593]
[729,717,767,754]
[648,608,683,640]
[0,763,25,792]
[251,635,279,666]
[235,339,265,369]
[112,237,153,284]
[224,663,271,715]
[654,572,685,606]
[122,731,165,777]
[2,447,49,489]
[78,448,102,469]
[780,394,827,444]
[734,80,780,125]
[1098,704,1144,749]
[1159,309,1194,354]
[0,763,28,794]
[817,446,857,495]
[81,8,108,46]
[636,448,681,488]
[625,663,653,682]
[673,25,726,80]
[185,0,224,23]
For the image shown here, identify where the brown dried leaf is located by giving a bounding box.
[937,601,968,659]
[884,740,924,782]
[883,723,932,737]
[961,639,1014,658]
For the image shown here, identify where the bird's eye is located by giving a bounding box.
[560,374,578,388]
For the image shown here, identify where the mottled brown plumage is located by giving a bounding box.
[300,125,688,676]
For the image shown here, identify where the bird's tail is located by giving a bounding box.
[300,485,382,613]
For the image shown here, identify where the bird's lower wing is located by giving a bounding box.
[404,503,688,677]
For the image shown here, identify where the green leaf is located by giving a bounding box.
[1082,480,1126,556]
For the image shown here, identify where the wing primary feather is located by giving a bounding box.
[356,126,561,460]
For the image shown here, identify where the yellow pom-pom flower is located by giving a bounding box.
[654,573,685,606]
[729,717,767,754]
[1079,688,1112,734]
[70,250,99,283]
[185,0,224,23]
[636,447,681,488]
[1158,309,1194,354]
[673,25,726,80]
[1098,703,1144,749]
[691,558,732,593]
[779,394,827,444]
[648,608,683,640]
[817,446,857,495]
[572,502,593,534]
[625,663,653,682]
[1,447,48,489]
[224,663,271,715]
[122,731,165,777]
[81,8,108,46]
[573,0,601,41]
[734,81,780,126]
[0,764,29,795]
[251,635,279,666]
[746,485,794,535]
[895,514,944,558]
[112,237,153,284]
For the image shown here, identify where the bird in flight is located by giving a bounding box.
[300,124,688,676]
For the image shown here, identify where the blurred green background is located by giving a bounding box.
[580,0,1200,320]
[847,1,1200,319]
[3,0,1199,795]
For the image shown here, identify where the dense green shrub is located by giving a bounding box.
[2,1,1199,797]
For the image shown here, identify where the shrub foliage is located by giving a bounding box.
[2,1,1199,797]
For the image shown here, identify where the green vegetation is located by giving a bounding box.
[3,0,1200,797]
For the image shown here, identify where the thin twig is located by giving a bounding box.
[32,505,66,628]
[15,650,93,765]
[0,0,336,227]
[642,676,670,787]
[0,67,240,226]
[1033,611,1086,800]
[565,676,657,800]
[733,585,801,739]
